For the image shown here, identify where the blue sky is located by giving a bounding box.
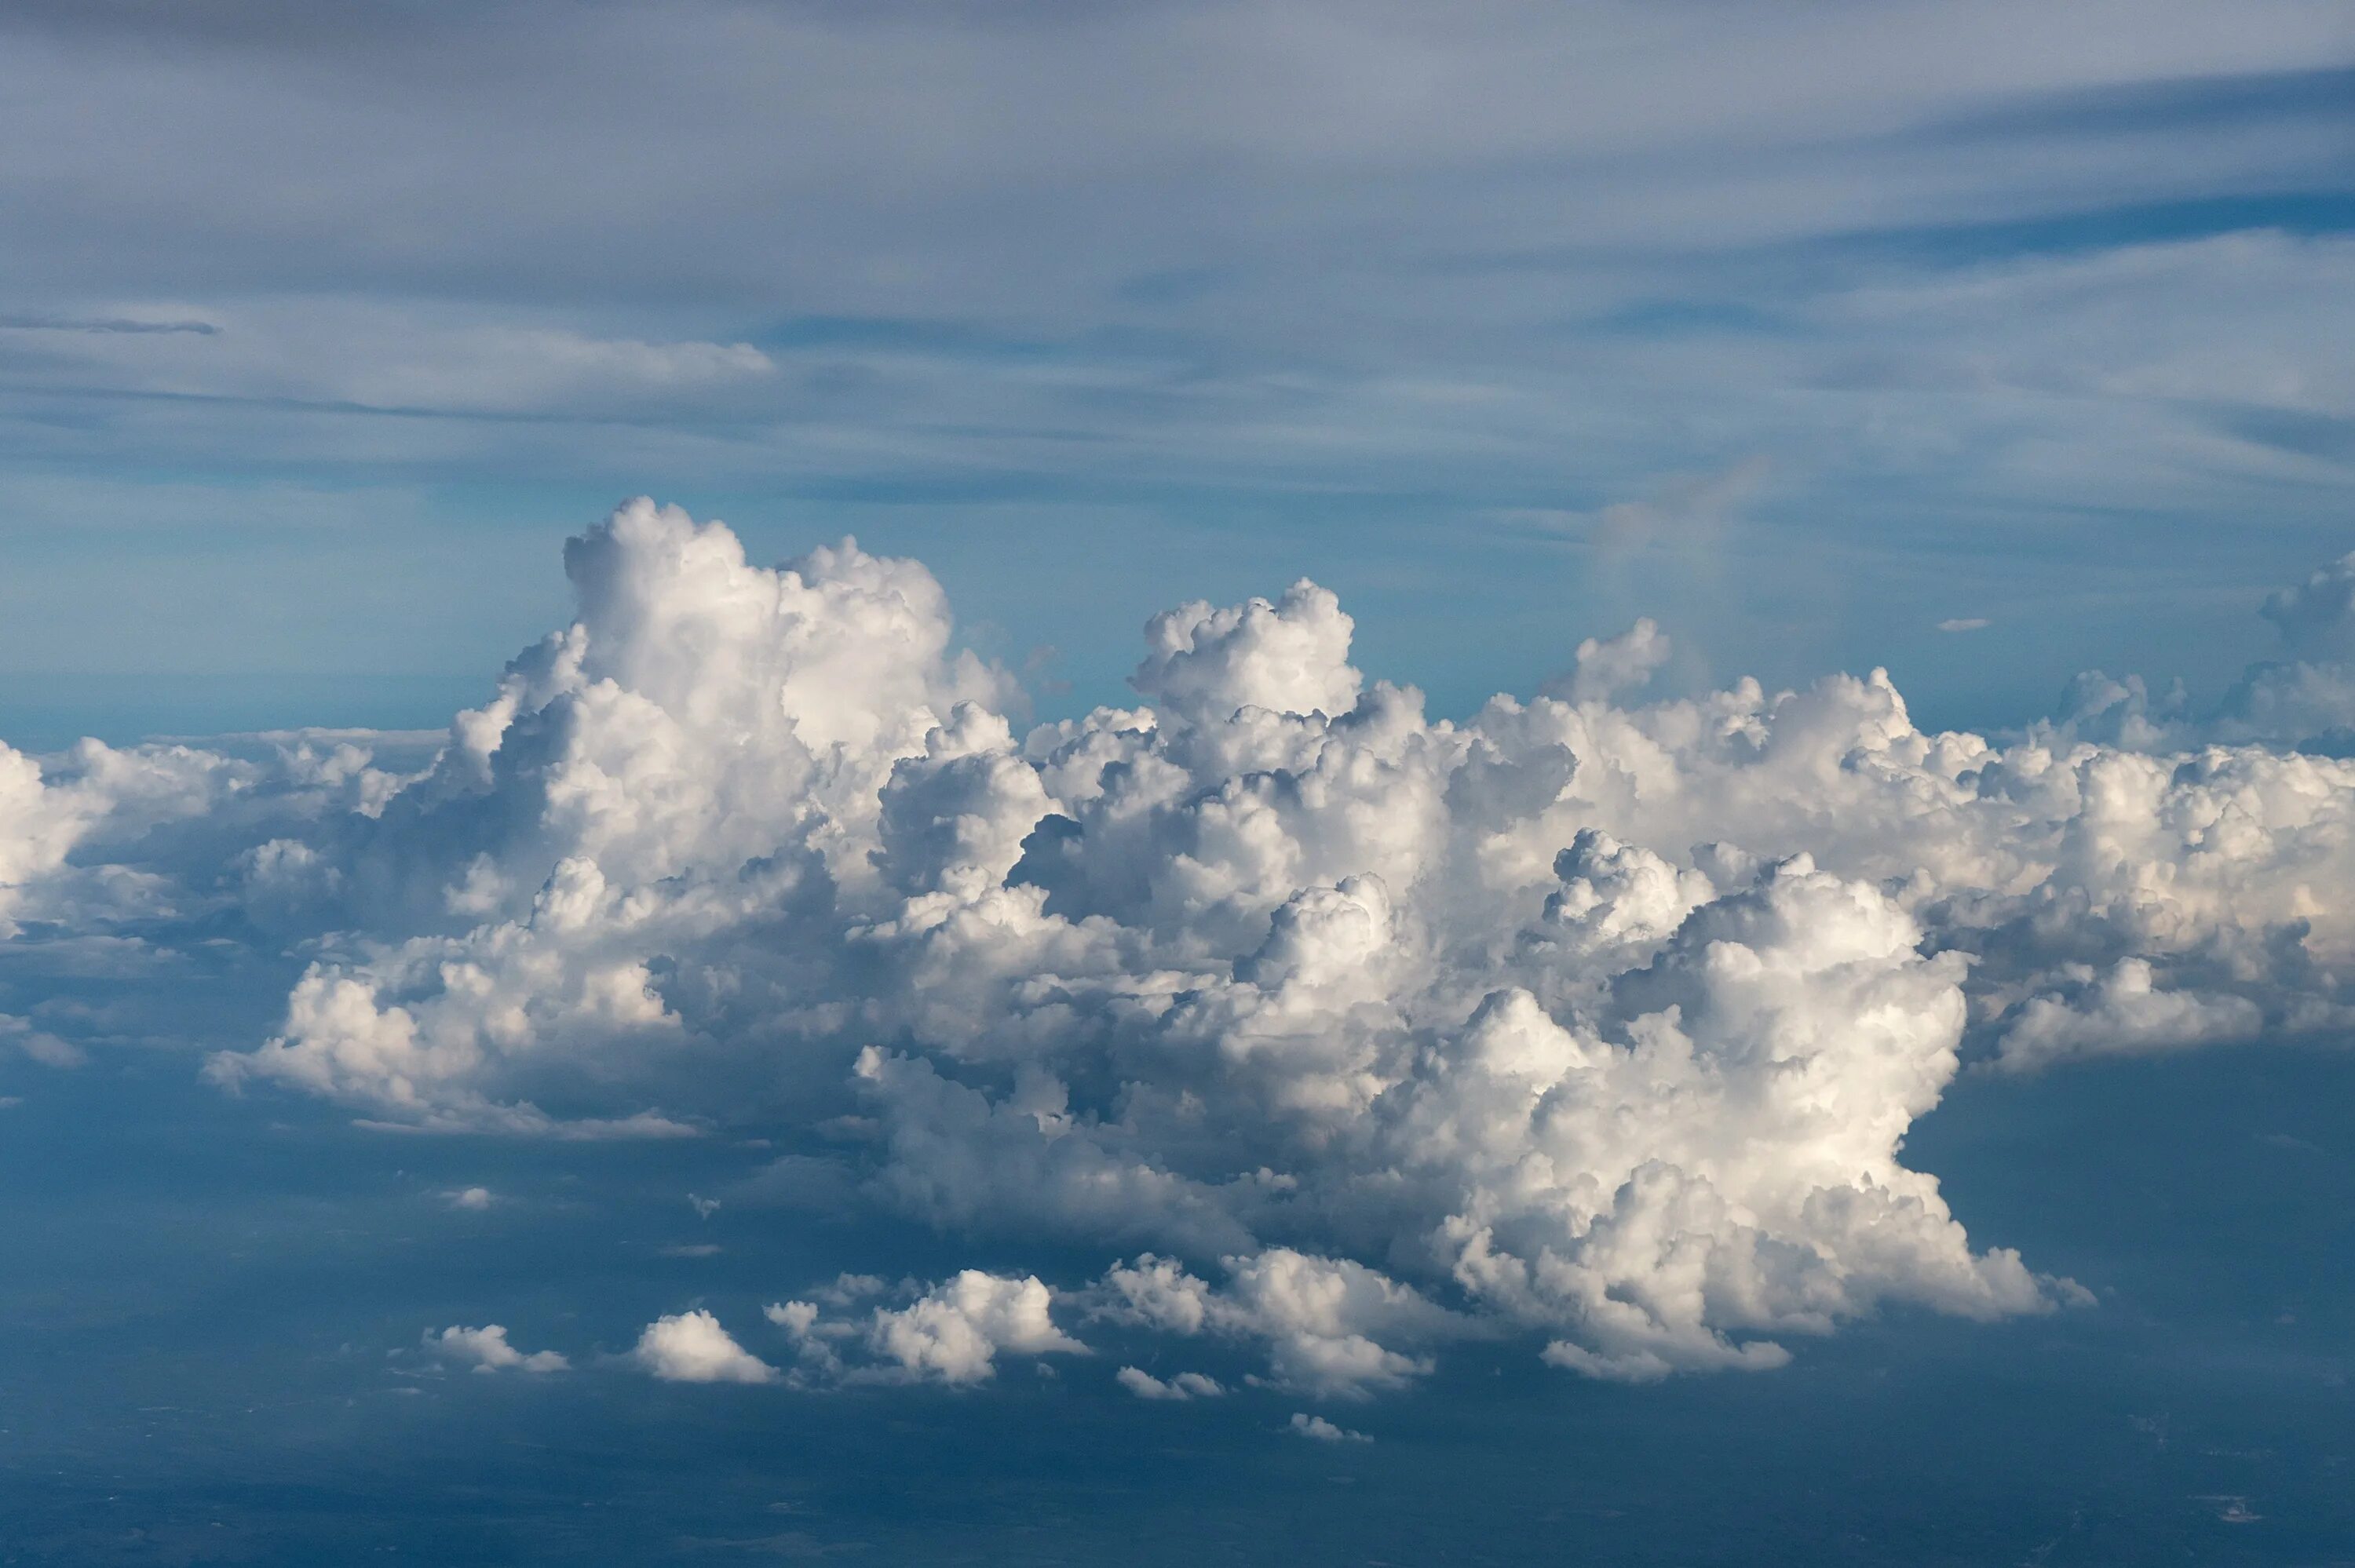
[2,2,2351,739]
[5,5,2355,1563]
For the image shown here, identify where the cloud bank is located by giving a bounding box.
[8,501,2355,1390]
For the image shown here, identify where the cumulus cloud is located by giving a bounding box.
[1099,1251,1461,1399]
[865,1271,1087,1385]
[429,1324,568,1374]
[631,1309,776,1384]
[2053,549,2355,754]
[769,1271,1086,1387]
[1998,960,2268,1074]
[443,1186,494,1211]
[1287,1413,1371,1444]
[2262,552,2355,665]
[17,501,2355,1391]
[1546,618,1671,704]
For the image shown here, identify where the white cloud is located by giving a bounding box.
[1558,618,1673,704]
[24,502,2355,1391]
[631,1309,775,1384]
[428,1325,568,1374]
[1116,1366,1225,1401]
[444,1186,494,1211]
[1998,959,2269,1073]
[764,1271,1088,1387]
[1134,578,1363,724]
[1287,1413,1370,1444]
[1099,1251,1460,1399]
[864,1272,1088,1386]
[2,1015,84,1068]
[1936,618,1991,633]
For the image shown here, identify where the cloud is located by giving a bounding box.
[2,1014,85,1067]
[1997,959,2268,1073]
[428,1324,568,1374]
[2264,552,2355,663]
[1287,1413,1370,1444]
[1098,1251,1462,1399]
[4,298,774,418]
[630,1309,775,1385]
[0,312,218,335]
[864,1272,1088,1386]
[1544,618,1671,704]
[0,2,2348,753]
[772,1271,1088,1387]
[1937,618,1991,633]
[443,1185,493,1211]
[23,501,2355,1391]
[1116,1366,1224,1401]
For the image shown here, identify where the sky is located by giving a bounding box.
[3,3,2355,1563]
[2,0,2352,738]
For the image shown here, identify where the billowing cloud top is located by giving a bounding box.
[8,501,2355,1391]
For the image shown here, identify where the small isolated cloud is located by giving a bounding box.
[2,1015,84,1068]
[0,1096,20,1110]
[631,1309,775,1384]
[428,1325,568,1374]
[765,1300,820,1333]
[1936,617,1992,633]
[766,1271,1090,1387]
[688,1193,720,1219]
[1288,1413,1371,1444]
[659,1242,723,1258]
[443,1186,493,1210]
[1117,1366,1225,1401]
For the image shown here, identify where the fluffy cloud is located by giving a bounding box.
[429,1325,568,1374]
[1998,959,2267,1074]
[864,1272,1087,1385]
[1287,1413,1370,1444]
[1099,1251,1462,1398]
[769,1271,1086,1387]
[14,501,2355,1391]
[630,1309,775,1384]
[2055,550,2355,754]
